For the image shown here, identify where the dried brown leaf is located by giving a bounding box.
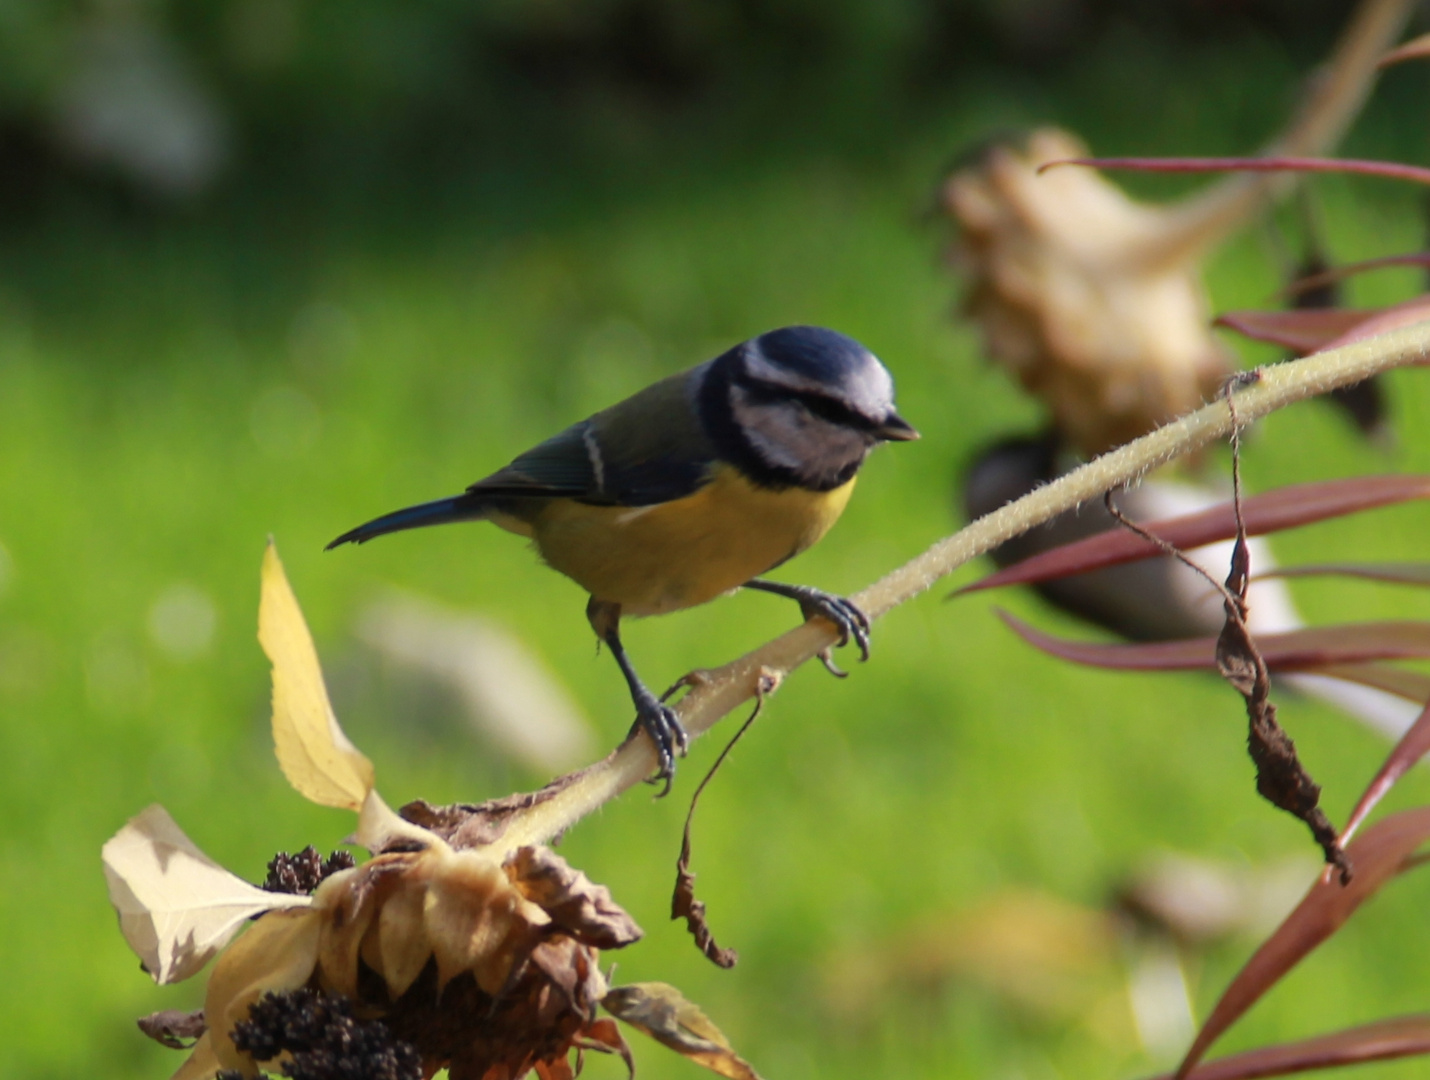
[259,540,374,810]
[960,476,1430,595]
[102,805,311,985]
[672,676,775,968]
[1174,806,1430,1079]
[604,982,763,1080]
[137,1009,207,1050]
[506,847,643,950]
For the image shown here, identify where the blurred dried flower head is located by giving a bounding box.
[943,128,1232,457]
[941,0,1411,456]
[105,543,758,1080]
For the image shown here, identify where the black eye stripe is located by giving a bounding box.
[734,377,877,431]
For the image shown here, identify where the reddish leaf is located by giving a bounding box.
[1262,562,1430,587]
[1343,698,1430,843]
[1312,663,1430,704]
[1174,807,1430,1079]
[1381,31,1430,68]
[1281,252,1430,299]
[1317,294,1430,353]
[999,612,1430,671]
[1040,155,1430,186]
[1215,309,1376,353]
[959,476,1430,595]
[1146,1013,1430,1080]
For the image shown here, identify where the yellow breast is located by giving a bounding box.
[521,467,856,616]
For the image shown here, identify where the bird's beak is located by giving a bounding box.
[874,412,920,441]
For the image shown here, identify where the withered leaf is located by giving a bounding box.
[137,1009,207,1050]
[102,804,311,985]
[259,540,374,810]
[671,681,772,969]
[1174,806,1430,1079]
[604,982,763,1080]
[506,847,642,950]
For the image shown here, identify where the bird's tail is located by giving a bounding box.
[326,493,491,549]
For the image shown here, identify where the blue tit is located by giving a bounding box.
[329,325,918,784]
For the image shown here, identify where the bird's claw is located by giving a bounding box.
[628,690,689,796]
[796,588,871,664]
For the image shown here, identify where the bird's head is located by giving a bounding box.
[705,326,918,491]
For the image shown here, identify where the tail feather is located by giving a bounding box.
[326,493,491,549]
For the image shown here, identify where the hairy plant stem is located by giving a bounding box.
[484,321,1430,857]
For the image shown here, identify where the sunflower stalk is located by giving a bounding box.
[485,317,1430,856]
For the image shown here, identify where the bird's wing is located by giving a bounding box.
[469,367,719,507]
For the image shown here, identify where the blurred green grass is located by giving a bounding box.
[5,52,1430,1080]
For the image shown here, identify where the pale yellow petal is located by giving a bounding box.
[377,873,431,998]
[349,789,437,855]
[259,541,374,810]
[169,1032,222,1080]
[205,907,322,1073]
[102,804,310,985]
[424,847,533,993]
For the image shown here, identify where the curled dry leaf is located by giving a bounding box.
[960,475,1430,596]
[136,1008,207,1050]
[1211,514,1343,872]
[1174,806,1430,1079]
[102,804,311,985]
[260,540,374,810]
[672,679,774,969]
[505,846,643,950]
[604,982,763,1080]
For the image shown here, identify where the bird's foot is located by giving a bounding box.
[785,586,870,675]
[628,689,689,796]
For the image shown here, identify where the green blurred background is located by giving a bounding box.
[6,1,1430,1077]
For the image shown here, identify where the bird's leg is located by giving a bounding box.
[744,579,871,674]
[586,598,688,793]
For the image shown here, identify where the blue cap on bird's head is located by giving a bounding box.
[741,325,919,443]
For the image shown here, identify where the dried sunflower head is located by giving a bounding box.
[944,127,1232,457]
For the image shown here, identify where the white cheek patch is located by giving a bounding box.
[731,387,869,482]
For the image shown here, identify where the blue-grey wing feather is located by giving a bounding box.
[469,366,717,507]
